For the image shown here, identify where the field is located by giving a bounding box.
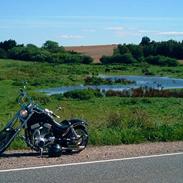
[65,44,117,62]
[0,59,183,149]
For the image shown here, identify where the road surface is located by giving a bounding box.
[0,153,183,183]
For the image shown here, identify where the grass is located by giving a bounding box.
[0,59,183,149]
[46,97,183,145]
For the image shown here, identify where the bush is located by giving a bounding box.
[52,94,63,101]
[100,53,137,64]
[84,76,109,85]
[145,55,178,66]
[81,55,93,64]
[0,48,7,58]
[63,89,103,100]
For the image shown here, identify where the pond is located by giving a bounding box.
[39,75,183,95]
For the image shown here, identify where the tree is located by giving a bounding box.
[126,44,143,60]
[42,40,64,53]
[140,36,151,46]
[114,44,129,55]
[26,44,38,49]
[0,39,17,51]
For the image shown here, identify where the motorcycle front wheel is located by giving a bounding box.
[0,129,16,155]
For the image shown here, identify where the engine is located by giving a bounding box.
[30,123,55,148]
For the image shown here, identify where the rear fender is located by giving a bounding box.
[68,119,88,129]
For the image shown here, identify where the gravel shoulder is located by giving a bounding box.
[0,141,183,170]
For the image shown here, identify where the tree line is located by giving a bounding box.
[100,37,182,66]
[0,40,93,64]
[0,37,183,66]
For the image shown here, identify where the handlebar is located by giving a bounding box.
[44,109,60,119]
[18,86,61,119]
[18,88,33,106]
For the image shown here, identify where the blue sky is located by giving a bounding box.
[1,0,183,46]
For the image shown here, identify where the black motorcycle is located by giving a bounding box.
[0,87,88,157]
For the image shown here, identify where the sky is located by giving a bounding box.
[1,0,183,46]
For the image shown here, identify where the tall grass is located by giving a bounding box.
[89,109,183,145]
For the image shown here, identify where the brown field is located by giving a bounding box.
[178,60,183,64]
[65,44,117,62]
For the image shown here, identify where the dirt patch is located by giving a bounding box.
[65,44,117,62]
[0,141,183,170]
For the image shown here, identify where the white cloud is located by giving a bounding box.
[115,31,127,37]
[59,34,85,39]
[139,30,157,34]
[139,30,183,36]
[157,31,183,36]
[116,31,140,37]
[106,26,124,31]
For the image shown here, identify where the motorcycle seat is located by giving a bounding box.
[52,120,70,133]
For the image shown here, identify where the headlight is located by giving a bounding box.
[20,109,28,118]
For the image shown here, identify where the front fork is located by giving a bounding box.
[2,110,32,146]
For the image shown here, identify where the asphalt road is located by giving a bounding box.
[0,153,183,183]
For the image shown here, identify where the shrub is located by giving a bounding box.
[0,48,7,58]
[100,56,111,64]
[52,94,63,101]
[63,89,103,100]
[100,53,137,64]
[84,76,109,85]
[145,55,178,66]
[81,55,93,64]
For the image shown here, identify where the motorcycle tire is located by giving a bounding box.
[66,126,88,153]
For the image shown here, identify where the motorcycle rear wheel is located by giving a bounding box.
[66,126,88,153]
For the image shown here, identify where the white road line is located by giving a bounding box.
[0,152,183,173]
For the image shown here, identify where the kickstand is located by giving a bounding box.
[39,148,43,158]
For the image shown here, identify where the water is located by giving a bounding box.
[39,75,183,95]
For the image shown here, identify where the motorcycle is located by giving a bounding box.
[0,87,88,157]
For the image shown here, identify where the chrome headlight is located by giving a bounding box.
[20,109,28,118]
